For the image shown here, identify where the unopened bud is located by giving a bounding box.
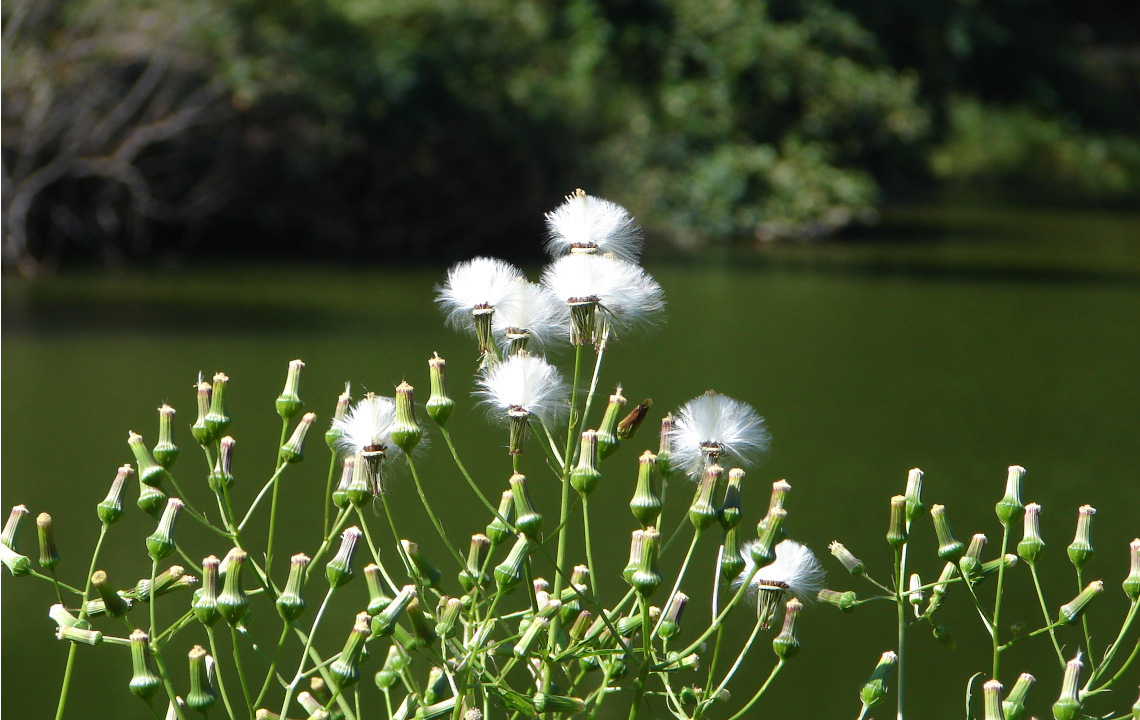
[689,464,722,531]
[534,693,586,715]
[391,382,423,453]
[146,498,184,560]
[372,585,416,637]
[596,386,626,459]
[751,508,786,567]
[326,384,352,451]
[425,354,455,426]
[330,612,372,690]
[818,589,858,612]
[625,527,662,596]
[192,380,214,445]
[931,504,965,562]
[719,527,746,584]
[36,513,59,570]
[280,412,316,464]
[129,629,162,700]
[571,430,602,496]
[217,548,249,626]
[1124,539,1140,601]
[56,625,103,646]
[405,596,437,647]
[210,437,236,492]
[276,359,305,420]
[459,534,491,593]
[129,431,170,488]
[720,468,744,530]
[92,570,131,618]
[186,645,217,714]
[137,476,168,519]
[135,565,196,602]
[630,451,663,527]
[327,527,362,588]
[1002,672,1035,720]
[99,465,133,525]
[1018,502,1045,563]
[858,650,898,710]
[514,616,549,657]
[205,372,231,437]
[1,504,28,550]
[995,465,1025,526]
[658,592,688,639]
[982,679,1004,720]
[904,468,924,523]
[485,491,515,547]
[509,474,542,538]
[277,553,311,622]
[772,597,803,660]
[374,644,405,689]
[932,624,955,650]
[153,405,180,469]
[402,539,441,587]
[1052,654,1083,720]
[435,597,463,639]
[959,534,987,581]
[193,556,220,626]
[50,604,90,631]
[907,574,924,607]
[829,541,864,576]
[1059,580,1104,624]
[887,495,908,548]
[1067,505,1097,571]
[494,536,533,591]
[656,414,674,476]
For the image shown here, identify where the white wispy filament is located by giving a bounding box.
[734,539,825,628]
[436,257,525,332]
[492,279,568,352]
[544,189,643,264]
[540,253,665,341]
[669,391,769,479]
[332,393,399,458]
[476,353,568,426]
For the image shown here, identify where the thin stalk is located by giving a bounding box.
[406,453,465,567]
[54,523,109,720]
[229,625,255,718]
[151,648,190,720]
[208,626,240,720]
[895,544,906,720]
[280,587,335,719]
[253,625,292,709]
[654,530,702,637]
[711,616,765,701]
[991,525,1011,681]
[322,450,340,541]
[1084,599,1139,692]
[1076,567,1098,673]
[583,495,599,599]
[1027,562,1066,665]
[724,660,785,720]
[264,416,292,573]
[237,462,288,532]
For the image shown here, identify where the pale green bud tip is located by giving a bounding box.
[905,467,925,520]
[392,381,423,453]
[818,588,858,612]
[571,430,602,496]
[931,504,965,561]
[908,574,924,606]
[1067,505,1097,570]
[92,569,131,617]
[281,412,317,463]
[460,534,491,593]
[99,464,133,524]
[153,405,180,469]
[50,603,89,630]
[278,554,311,622]
[960,533,988,580]
[435,596,463,638]
[485,490,515,546]
[276,359,305,420]
[772,597,803,660]
[658,591,689,639]
[509,473,543,538]
[1002,673,1035,720]
[1124,539,1140,601]
[402,539,442,587]
[625,527,662,596]
[56,625,103,646]
[331,612,373,690]
[1018,502,1045,563]
[327,526,362,587]
[36,512,59,570]
[128,431,170,487]
[689,464,722,531]
[859,650,898,709]
[1059,580,1104,624]
[767,479,792,514]
[514,616,549,657]
[887,495,908,548]
[534,693,586,715]
[426,353,454,426]
[1052,654,1083,720]
[630,450,663,527]
[596,386,626,459]
[187,645,218,714]
[982,680,1004,720]
[146,497,184,560]
[372,585,417,637]
[720,468,744,529]
[205,372,231,436]
[192,380,214,445]
[194,556,221,626]
[494,536,533,591]
[129,629,162,700]
[996,465,1025,526]
[2,504,29,549]
[217,548,250,626]
[657,413,674,475]
[829,541,865,576]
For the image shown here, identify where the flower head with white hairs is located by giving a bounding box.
[437,257,526,357]
[540,253,664,346]
[733,539,825,629]
[332,392,405,495]
[476,353,568,454]
[669,391,769,480]
[544,189,643,264]
[492,279,569,356]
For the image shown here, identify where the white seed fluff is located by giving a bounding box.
[544,190,643,264]
[540,253,665,339]
[476,353,568,426]
[436,257,526,332]
[669,391,769,479]
[734,539,826,604]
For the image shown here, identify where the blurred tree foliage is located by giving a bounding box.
[1,0,1136,271]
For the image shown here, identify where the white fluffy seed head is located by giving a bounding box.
[492,279,569,352]
[476,353,568,426]
[332,393,402,459]
[436,257,526,332]
[734,539,826,604]
[544,189,643,264]
[540,254,665,340]
[669,391,769,480]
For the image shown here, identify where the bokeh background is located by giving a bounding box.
[3,0,1140,718]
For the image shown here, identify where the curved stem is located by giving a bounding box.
[1027,562,1066,666]
[724,660,785,720]
[406,454,465,567]
[208,626,239,720]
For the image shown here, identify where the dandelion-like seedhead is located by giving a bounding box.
[669,391,770,479]
[492,279,569,353]
[734,539,825,629]
[436,257,525,332]
[544,189,643,264]
[476,353,568,426]
[333,393,399,458]
[540,253,665,342]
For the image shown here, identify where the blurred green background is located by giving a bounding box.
[3,0,1140,717]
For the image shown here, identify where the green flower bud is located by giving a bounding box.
[485,490,515,547]
[689,464,722,531]
[656,413,674,477]
[772,597,803,660]
[931,504,965,562]
[1018,503,1045,563]
[1124,539,1140,601]
[326,527,362,588]
[1067,505,1096,571]
[402,540,441,587]
[514,616,549,658]
[435,596,463,639]
[817,589,858,613]
[571,430,602,496]
[996,465,1025,527]
[332,455,353,510]
[153,405,180,470]
[191,380,214,446]
[658,592,688,639]
[595,386,626,460]
[372,585,416,637]
[129,629,162,701]
[858,650,898,710]
[720,468,744,530]
[391,381,423,454]
[568,610,593,643]
[982,679,1004,720]
[36,512,59,570]
[757,480,792,543]
[1059,580,1104,624]
[146,497,183,561]
[494,536,533,592]
[904,468,924,523]
[829,541,865,576]
[416,699,458,720]
[204,372,231,438]
[137,479,167,519]
[533,693,585,715]
[907,573,924,607]
[924,562,958,617]
[135,565,194,602]
[459,534,491,593]
[193,556,220,626]
[720,526,746,584]
[280,412,316,464]
[630,451,663,528]
[625,527,662,596]
[98,465,132,525]
[426,354,455,426]
[1052,654,1083,720]
[217,548,249,626]
[374,645,405,690]
[405,596,437,647]
[978,554,1018,582]
[751,508,787,568]
[509,474,542,538]
[330,612,372,690]
[49,603,90,631]
[275,359,305,420]
[277,553,311,622]
[1,504,28,549]
[209,436,236,492]
[55,625,103,646]
[616,606,656,636]
[1002,672,1035,720]
[326,384,352,450]
[421,667,448,706]
[887,495,908,548]
[932,624,956,650]
[91,570,131,618]
[186,645,217,715]
[362,563,392,616]
[959,533,987,581]
[345,451,373,509]
[128,431,171,488]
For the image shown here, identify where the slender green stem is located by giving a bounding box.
[654,530,701,637]
[229,625,255,718]
[991,524,1011,681]
[355,511,400,593]
[895,544,906,720]
[1027,562,1066,666]
[1076,567,1098,673]
[208,626,240,720]
[582,496,599,599]
[711,616,765,700]
[955,561,995,636]
[237,462,288,532]
[55,524,110,720]
[1083,599,1139,692]
[380,494,414,577]
[439,425,508,522]
[26,569,83,595]
[280,587,335,719]
[265,417,292,574]
[406,454,465,567]
[253,625,292,709]
[54,643,79,720]
[323,450,340,543]
[675,560,760,658]
[152,647,190,720]
[724,660,785,720]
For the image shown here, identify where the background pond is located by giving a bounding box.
[3,203,1139,718]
